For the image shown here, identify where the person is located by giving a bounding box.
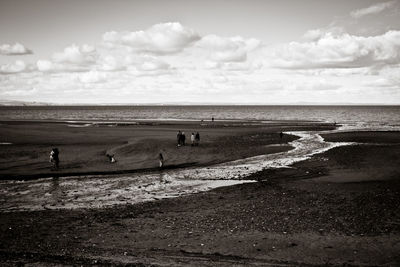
[177,130,182,147]
[195,132,200,146]
[159,153,164,168]
[182,132,186,146]
[50,148,59,170]
[191,133,195,146]
[211,117,214,122]
[106,154,116,163]
[279,132,284,140]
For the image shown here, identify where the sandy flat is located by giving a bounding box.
[0,125,399,266]
[0,120,334,179]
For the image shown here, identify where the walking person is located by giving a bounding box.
[50,148,60,170]
[191,133,195,146]
[177,130,182,147]
[182,132,186,146]
[195,132,200,146]
[159,153,164,168]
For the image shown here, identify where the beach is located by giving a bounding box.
[0,120,399,266]
[0,120,334,179]
[1,0,400,264]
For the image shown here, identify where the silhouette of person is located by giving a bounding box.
[195,132,200,146]
[191,133,195,146]
[159,153,164,168]
[50,148,59,170]
[177,130,182,146]
[182,132,186,146]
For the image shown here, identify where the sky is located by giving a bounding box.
[0,0,400,104]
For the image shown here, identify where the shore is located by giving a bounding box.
[0,120,333,179]
[0,124,399,266]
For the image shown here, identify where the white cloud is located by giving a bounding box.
[2,22,399,104]
[138,58,170,71]
[197,35,260,63]
[267,30,400,69]
[36,59,89,72]
[102,22,200,54]
[0,43,32,55]
[36,60,54,72]
[0,60,27,74]
[98,55,125,71]
[52,44,96,64]
[302,29,324,41]
[375,65,400,87]
[2,88,38,97]
[75,70,108,84]
[302,27,344,41]
[36,44,97,72]
[350,1,395,18]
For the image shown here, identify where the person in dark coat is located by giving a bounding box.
[181,132,186,146]
[159,153,164,168]
[195,132,200,146]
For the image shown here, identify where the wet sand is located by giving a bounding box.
[0,120,333,180]
[0,126,399,266]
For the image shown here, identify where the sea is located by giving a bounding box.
[0,105,400,130]
[1,105,399,212]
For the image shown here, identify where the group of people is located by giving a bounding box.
[49,149,118,170]
[177,131,200,147]
[48,131,202,171]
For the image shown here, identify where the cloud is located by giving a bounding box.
[0,43,32,55]
[36,59,90,72]
[197,35,260,63]
[374,65,400,87]
[137,58,170,71]
[2,22,399,104]
[52,44,96,64]
[102,22,200,54]
[0,60,27,74]
[350,1,395,18]
[74,70,108,84]
[36,44,97,72]
[302,27,344,41]
[2,88,38,97]
[267,30,400,69]
[98,55,125,71]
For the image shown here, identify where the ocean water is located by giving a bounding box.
[0,105,400,130]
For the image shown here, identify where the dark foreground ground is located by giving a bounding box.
[0,131,399,266]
